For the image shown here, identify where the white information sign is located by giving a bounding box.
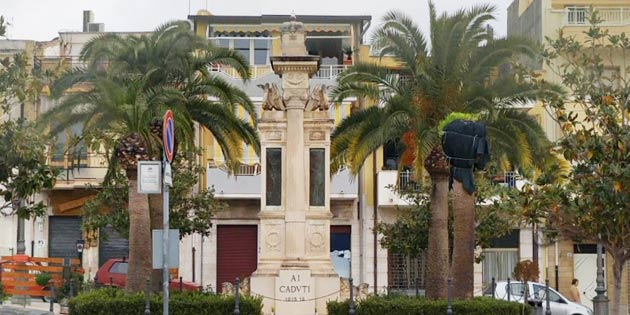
[138,161,162,194]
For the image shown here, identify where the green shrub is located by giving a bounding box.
[68,287,263,315]
[35,273,53,286]
[328,296,529,315]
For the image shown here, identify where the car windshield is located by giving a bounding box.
[508,283,527,297]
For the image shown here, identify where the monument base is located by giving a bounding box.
[251,267,340,315]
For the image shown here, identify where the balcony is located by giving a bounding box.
[207,163,357,199]
[561,7,630,26]
[377,170,417,207]
[49,153,108,189]
[209,64,348,80]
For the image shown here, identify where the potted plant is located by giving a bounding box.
[343,47,353,65]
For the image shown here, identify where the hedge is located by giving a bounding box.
[69,288,262,315]
[328,296,530,315]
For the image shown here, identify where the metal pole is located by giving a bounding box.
[234,277,240,315]
[492,277,496,299]
[200,235,204,289]
[555,265,559,291]
[49,282,55,312]
[163,159,170,315]
[447,278,453,315]
[545,279,551,315]
[349,277,355,315]
[179,277,183,292]
[192,246,196,283]
[415,276,419,297]
[145,279,151,315]
[70,278,74,298]
[593,238,609,315]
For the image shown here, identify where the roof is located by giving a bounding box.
[188,14,371,25]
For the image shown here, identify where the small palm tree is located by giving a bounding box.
[332,2,561,298]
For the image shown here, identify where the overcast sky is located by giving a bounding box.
[2,0,514,41]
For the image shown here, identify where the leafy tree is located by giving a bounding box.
[0,120,58,218]
[331,2,558,298]
[539,10,630,315]
[45,21,254,292]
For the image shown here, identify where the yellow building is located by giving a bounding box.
[508,0,630,311]
[186,11,418,295]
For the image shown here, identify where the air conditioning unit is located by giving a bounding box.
[87,23,104,32]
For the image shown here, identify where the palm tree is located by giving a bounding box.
[331,3,559,298]
[44,21,259,292]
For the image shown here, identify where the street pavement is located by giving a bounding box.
[0,300,59,315]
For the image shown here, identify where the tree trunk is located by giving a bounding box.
[126,176,153,292]
[424,147,451,299]
[451,180,475,299]
[149,193,164,292]
[611,257,624,315]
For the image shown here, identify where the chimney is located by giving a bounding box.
[83,10,94,32]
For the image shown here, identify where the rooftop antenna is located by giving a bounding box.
[290,10,296,21]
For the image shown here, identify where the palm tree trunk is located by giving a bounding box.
[424,147,451,299]
[126,175,153,292]
[451,180,475,299]
[149,194,163,292]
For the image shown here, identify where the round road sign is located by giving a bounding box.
[163,110,175,163]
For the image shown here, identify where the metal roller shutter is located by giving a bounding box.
[98,226,129,267]
[48,216,83,260]
[216,225,257,292]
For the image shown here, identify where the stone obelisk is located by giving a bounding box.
[250,16,339,315]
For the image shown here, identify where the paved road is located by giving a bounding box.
[0,305,53,315]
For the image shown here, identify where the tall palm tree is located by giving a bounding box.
[45,21,259,292]
[331,3,559,298]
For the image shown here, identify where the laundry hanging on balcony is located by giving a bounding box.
[441,120,490,194]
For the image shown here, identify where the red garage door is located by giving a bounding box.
[217,225,258,292]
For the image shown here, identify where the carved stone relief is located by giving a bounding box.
[305,85,331,111]
[265,224,282,253]
[258,83,285,111]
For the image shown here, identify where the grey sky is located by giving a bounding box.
[2,0,514,42]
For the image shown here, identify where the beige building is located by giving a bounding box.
[507,0,630,311]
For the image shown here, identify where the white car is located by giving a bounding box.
[488,281,593,315]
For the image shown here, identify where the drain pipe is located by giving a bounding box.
[372,151,378,293]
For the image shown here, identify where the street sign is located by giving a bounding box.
[138,161,162,194]
[163,110,175,163]
[151,229,180,269]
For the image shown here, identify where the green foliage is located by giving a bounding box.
[437,112,479,131]
[0,120,59,218]
[327,296,528,315]
[81,149,223,238]
[375,173,519,258]
[538,9,630,314]
[35,273,53,286]
[68,288,263,315]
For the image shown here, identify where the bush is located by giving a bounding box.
[69,287,263,315]
[35,273,53,286]
[327,296,529,315]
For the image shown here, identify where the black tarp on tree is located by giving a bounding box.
[441,119,490,194]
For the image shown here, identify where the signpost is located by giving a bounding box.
[162,110,175,315]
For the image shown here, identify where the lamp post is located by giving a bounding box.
[592,235,608,315]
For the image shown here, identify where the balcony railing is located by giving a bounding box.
[312,65,349,80]
[49,153,108,185]
[210,64,349,80]
[563,7,630,26]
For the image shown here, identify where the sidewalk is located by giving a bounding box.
[0,300,59,315]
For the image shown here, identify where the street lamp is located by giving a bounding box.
[76,240,85,265]
[592,234,608,315]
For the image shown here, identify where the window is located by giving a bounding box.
[266,148,282,206]
[388,250,427,294]
[508,283,527,297]
[483,250,519,289]
[215,38,229,48]
[309,148,325,206]
[533,285,566,303]
[330,226,351,278]
[254,39,269,65]
[110,262,128,274]
[234,39,250,65]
